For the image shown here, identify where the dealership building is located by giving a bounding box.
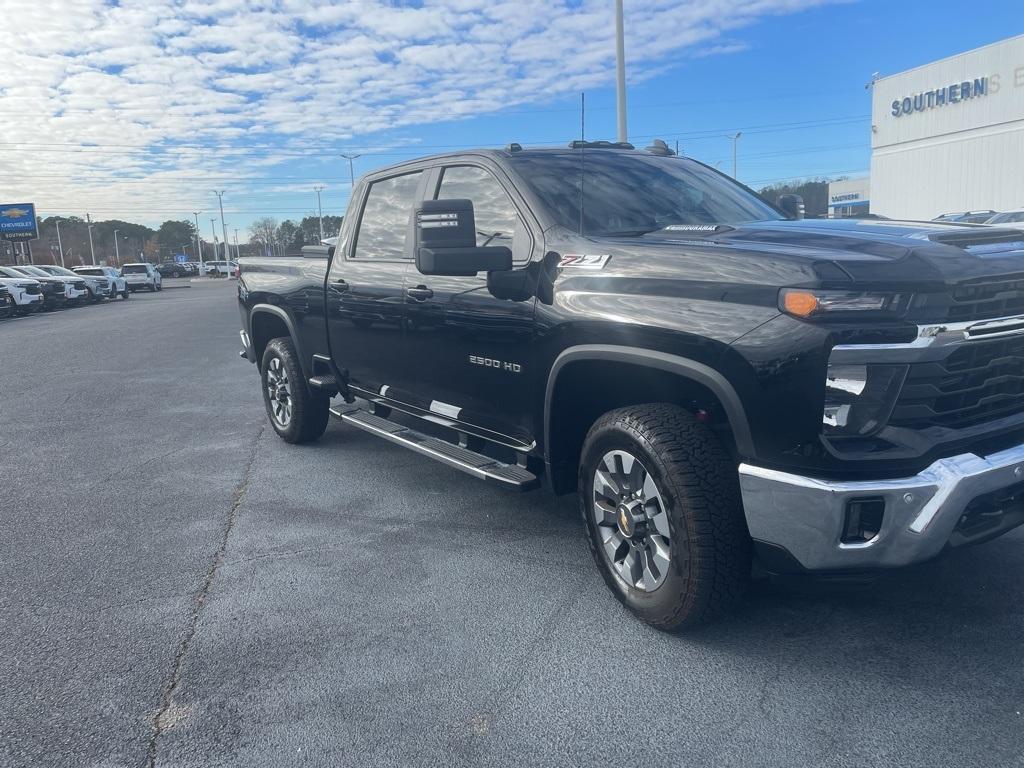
[859,34,1024,220]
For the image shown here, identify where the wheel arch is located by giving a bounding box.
[543,345,754,494]
[249,304,304,373]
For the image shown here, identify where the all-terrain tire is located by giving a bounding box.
[261,337,330,444]
[579,403,750,630]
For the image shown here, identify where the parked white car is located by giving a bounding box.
[73,265,129,299]
[121,263,162,292]
[0,272,44,313]
[205,260,238,277]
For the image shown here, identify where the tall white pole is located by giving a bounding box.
[314,185,325,241]
[55,220,65,267]
[193,211,203,271]
[86,213,96,265]
[730,132,742,179]
[615,0,628,144]
[210,219,219,275]
[214,191,229,269]
[341,153,360,189]
[234,228,239,260]
[113,229,121,265]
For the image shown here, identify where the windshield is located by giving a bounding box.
[75,268,104,276]
[507,151,781,236]
[43,266,79,277]
[14,266,50,277]
[0,267,29,279]
[123,265,149,273]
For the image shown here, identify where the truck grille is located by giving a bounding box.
[892,334,1024,430]
[25,285,41,295]
[946,276,1024,321]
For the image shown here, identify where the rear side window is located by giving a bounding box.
[436,166,518,248]
[353,171,423,260]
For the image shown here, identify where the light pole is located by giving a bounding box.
[86,213,96,265]
[192,211,203,271]
[213,191,229,273]
[55,220,65,267]
[614,0,628,143]
[234,228,240,260]
[314,185,325,241]
[210,218,219,274]
[113,229,121,265]
[341,153,361,189]
[727,132,741,179]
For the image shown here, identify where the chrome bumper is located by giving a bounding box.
[739,442,1024,571]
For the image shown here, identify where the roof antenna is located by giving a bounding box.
[578,91,585,237]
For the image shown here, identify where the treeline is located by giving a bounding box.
[2,212,342,267]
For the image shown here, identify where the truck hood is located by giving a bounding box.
[629,218,1024,288]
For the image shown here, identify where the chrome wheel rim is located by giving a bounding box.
[265,356,293,427]
[592,450,672,592]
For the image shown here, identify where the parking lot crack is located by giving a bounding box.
[144,425,264,768]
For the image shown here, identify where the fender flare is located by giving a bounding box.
[543,344,756,459]
[249,303,304,368]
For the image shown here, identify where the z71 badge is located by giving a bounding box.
[558,253,611,269]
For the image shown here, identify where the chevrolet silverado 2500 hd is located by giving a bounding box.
[237,142,1024,629]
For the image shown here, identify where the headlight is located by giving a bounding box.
[823,363,907,437]
[780,289,907,320]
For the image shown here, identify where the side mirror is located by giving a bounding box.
[411,199,512,276]
[777,194,805,220]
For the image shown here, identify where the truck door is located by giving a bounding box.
[400,163,540,450]
[326,169,426,399]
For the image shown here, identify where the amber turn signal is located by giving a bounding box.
[781,290,819,317]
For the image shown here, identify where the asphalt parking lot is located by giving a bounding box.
[2,279,1023,768]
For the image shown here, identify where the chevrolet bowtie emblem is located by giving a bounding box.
[1,208,29,219]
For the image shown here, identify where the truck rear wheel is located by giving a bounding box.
[579,404,750,630]
[261,337,330,444]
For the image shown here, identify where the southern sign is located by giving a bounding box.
[0,203,38,241]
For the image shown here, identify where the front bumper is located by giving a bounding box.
[739,441,1024,571]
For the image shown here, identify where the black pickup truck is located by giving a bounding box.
[237,142,1024,629]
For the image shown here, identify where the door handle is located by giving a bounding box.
[330,278,349,292]
[406,285,433,301]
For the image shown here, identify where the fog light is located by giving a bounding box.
[842,498,885,544]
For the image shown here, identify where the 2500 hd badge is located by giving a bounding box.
[469,355,521,373]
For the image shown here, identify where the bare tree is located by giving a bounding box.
[248,217,279,254]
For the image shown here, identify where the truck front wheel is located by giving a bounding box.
[261,337,330,444]
[579,404,750,630]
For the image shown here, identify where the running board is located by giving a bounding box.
[330,406,538,491]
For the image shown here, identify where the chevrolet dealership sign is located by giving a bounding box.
[0,203,38,241]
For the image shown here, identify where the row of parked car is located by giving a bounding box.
[155,260,238,278]
[0,262,166,317]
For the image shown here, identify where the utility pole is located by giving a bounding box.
[192,211,203,271]
[213,191,229,270]
[728,132,742,179]
[113,229,121,265]
[314,185,325,241]
[614,0,628,144]
[86,213,97,265]
[55,220,65,267]
[234,228,240,260]
[341,153,361,189]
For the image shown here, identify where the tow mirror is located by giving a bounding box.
[777,194,805,220]
[410,199,512,276]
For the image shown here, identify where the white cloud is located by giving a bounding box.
[0,0,846,226]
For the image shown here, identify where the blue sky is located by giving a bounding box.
[3,0,1022,236]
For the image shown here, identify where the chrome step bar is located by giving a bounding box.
[329,405,538,491]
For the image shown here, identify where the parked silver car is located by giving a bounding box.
[73,265,129,299]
